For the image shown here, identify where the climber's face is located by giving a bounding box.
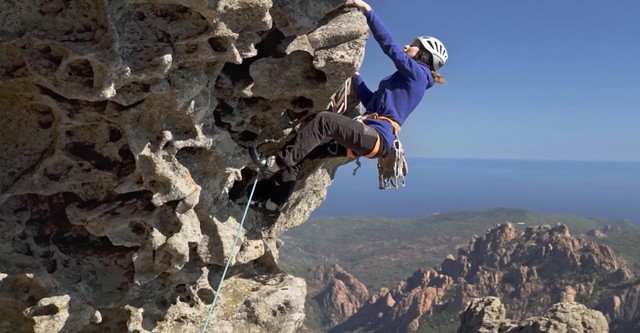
[403,42,420,58]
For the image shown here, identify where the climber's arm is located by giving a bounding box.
[351,73,373,106]
[346,0,421,80]
[364,10,420,79]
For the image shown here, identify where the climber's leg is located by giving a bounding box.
[250,112,380,217]
[248,177,277,203]
[276,111,379,168]
[250,141,349,216]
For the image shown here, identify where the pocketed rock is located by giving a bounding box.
[457,297,609,333]
[0,0,367,331]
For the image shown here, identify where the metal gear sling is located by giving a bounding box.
[328,78,408,190]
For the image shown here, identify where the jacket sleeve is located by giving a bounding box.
[364,9,421,80]
[351,74,373,106]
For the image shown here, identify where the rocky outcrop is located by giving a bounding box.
[441,223,629,320]
[307,264,370,328]
[586,223,628,240]
[457,297,609,333]
[331,268,454,333]
[598,282,640,333]
[312,223,635,332]
[0,1,367,332]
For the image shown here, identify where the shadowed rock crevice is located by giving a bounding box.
[221,27,288,83]
[227,168,259,202]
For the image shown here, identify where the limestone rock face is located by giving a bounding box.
[457,297,609,333]
[0,1,367,332]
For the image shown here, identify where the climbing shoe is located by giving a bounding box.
[250,200,281,219]
[248,147,281,177]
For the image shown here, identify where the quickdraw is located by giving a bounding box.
[377,138,407,189]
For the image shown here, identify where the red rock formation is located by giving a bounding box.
[312,223,636,332]
[599,282,640,332]
[307,264,370,328]
[437,223,629,321]
[330,268,454,333]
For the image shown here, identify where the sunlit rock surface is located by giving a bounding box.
[457,297,609,333]
[0,0,367,331]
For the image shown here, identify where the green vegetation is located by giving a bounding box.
[283,208,640,333]
[280,208,640,290]
[302,296,325,332]
[584,219,640,271]
[416,313,460,333]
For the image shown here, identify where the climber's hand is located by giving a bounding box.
[345,0,372,12]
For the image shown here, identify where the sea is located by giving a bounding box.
[311,158,640,223]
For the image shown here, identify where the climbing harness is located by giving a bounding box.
[200,176,259,333]
[348,113,400,158]
[328,78,409,189]
[354,113,408,189]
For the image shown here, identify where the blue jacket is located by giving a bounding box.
[352,9,434,154]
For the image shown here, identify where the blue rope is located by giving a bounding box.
[200,176,259,333]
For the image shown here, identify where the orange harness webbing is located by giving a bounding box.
[346,115,401,158]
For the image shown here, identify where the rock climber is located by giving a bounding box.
[249,0,448,218]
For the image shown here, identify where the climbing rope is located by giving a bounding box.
[328,77,352,114]
[328,77,366,176]
[200,176,259,333]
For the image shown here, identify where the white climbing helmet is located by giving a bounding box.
[414,36,448,70]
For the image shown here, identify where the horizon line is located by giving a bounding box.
[406,156,640,163]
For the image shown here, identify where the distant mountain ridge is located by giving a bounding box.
[281,208,640,290]
[280,208,640,332]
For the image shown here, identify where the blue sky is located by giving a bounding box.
[355,0,640,161]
